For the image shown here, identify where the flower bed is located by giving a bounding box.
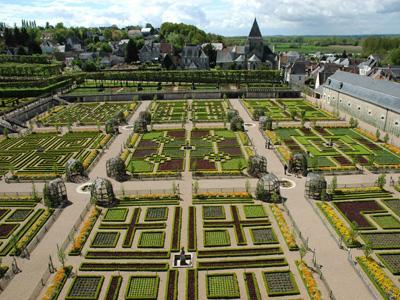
[42,266,72,300]
[70,207,100,255]
[357,256,400,299]
[333,200,385,229]
[296,260,322,300]
[125,275,159,300]
[203,206,226,219]
[85,250,169,259]
[317,202,358,247]
[66,275,104,300]
[186,270,197,300]
[188,206,197,252]
[244,273,261,300]
[263,270,300,297]
[79,262,169,271]
[270,204,299,250]
[104,276,122,300]
[197,257,287,270]
[204,230,231,247]
[170,207,182,252]
[165,270,178,300]
[145,207,168,221]
[206,274,240,299]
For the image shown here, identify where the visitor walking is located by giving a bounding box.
[284,164,287,175]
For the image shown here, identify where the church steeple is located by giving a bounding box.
[248,18,262,38]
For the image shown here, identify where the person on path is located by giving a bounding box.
[284,164,287,175]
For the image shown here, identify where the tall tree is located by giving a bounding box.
[125,39,138,63]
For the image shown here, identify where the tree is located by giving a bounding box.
[383,133,389,144]
[375,129,381,141]
[125,39,138,63]
[389,48,400,65]
[376,174,386,189]
[245,179,251,193]
[192,180,199,194]
[57,244,66,267]
[363,241,372,259]
[329,176,337,194]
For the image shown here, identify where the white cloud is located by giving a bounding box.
[0,0,399,35]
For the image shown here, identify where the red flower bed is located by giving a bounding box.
[132,148,156,158]
[159,159,183,171]
[191,130,209,138]
[188,207,196,251]
[105,276,122,300]
[166,270,178,300]
[187,270,197,300]
[168,130,186,139]
[315,127,328,135]
[334,200,384,229]
[218,138,239,147]
[221,147,242,156]
[356,138,380,150]
[299,127,313,135]
[231,206,246,245]
[334,155,353,166]
[245,273,259,300]
[171,207,181,251]
[137,140,158,148]
[0,223,18,238]
[0,209,9,220]
[357,156,369,164]
[191,159,216,170]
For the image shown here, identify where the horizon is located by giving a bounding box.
[1,0,400,36]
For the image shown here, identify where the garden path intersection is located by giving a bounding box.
[3,98,400,299]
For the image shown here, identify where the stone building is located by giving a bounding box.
[322,70,400,136]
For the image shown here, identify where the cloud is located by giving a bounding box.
[0,0,399,35]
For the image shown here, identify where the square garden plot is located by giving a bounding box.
[151,101,187,123]
[371,214,400,229]
[383,199,400,217]
[204,230,231,247]
[264,270,300,296]
[244,205,267,218]
[103,208,128,222]
[207,274,240,299]
[377,253,400,275]
[274,127,400,171]
[91,232,120,248]
[145,207,168,221]
[6,209,33,222]
[66,276,104,300]
[203,206,226,219]
[126,276,159,300]
[138,231,165,248]
[251,228,278,244]
[0,223,19,239]
[361,232,400,249]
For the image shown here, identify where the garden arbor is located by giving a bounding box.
[259,116,272,130]
[43,178,68,207]
[90,177,115,206]
[230,115,244,132]
[248,155,268,178]
[106,157,126,181]
[133,119,148,133]
[105,118,119,134]
[227,109,239,122]
[256,173,281,202]
[139,111,152,124]
[65,159,85,182]
[305,173,327,200]
[288,153,308,176]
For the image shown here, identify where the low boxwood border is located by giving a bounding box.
[125,275,160,300]
[244,272,262,300]
[79,262,169,272]
[197,246,282,258]
[263,270,300,297]
[104,275,122,300]
[65,275,104,300]
[197,257,287,270]
[145,207,169,222]
[90,231,120,248]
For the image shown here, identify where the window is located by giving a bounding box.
[358,106,361,111]
[368,110,372,115]
[348,103,351,107]
[395,121,399,126]
[381,116,385,120]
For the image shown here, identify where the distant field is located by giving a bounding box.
[273,43,363,54]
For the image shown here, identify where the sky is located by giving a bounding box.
[1,0,400,36]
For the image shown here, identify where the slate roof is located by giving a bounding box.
[216,50,233,64]
[248,54,261,62]
[324,70,400,113]
[249,18,262,38]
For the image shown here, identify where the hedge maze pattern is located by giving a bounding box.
[0,131,105,177]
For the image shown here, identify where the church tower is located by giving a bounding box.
[245,18,265,61]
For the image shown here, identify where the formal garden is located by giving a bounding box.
[190,128,251,176]
[191,100,229,122]
[123,129,186,177]
[270,126,400,172]
[242,98,335,121]
[150,100,188,123]
[316,187,400,298]
[38,189,323,299]
[0,131,110,179]
[0,196,53,257]
[36,101,137,126]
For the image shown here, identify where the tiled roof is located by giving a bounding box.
[324,70,400,113]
